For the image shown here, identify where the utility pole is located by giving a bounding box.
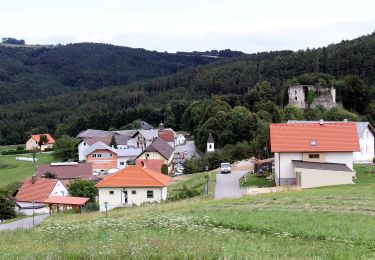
[32,200,35,226]
[104,202,108,218]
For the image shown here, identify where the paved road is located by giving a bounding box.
[215,171,247,199]
[0,214,49,231]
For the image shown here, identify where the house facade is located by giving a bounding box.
[96,166,170,211]
[83,142,118,173]
[207,133,215,152]
[288,120,375,164]
[270,122,359,188]
[26,134,55,151]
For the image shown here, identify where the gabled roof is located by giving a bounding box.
[83,141,117,157]
[270,123,360,152]
[36,163,93,180]
[116,147,143,157]
[140,121,154,130]
[135,159,164,173]
[76,129,112,139]
[31,134,55,144]
[287,120,375,139]
[142,137,174,160]
[96,165,171,188]
[82,136,112,146]
[114,134,130,146]
[114,130,138,137]
[15,178,61,203]
[158,129,175,143]
[43,196,90,206]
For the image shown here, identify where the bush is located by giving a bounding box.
[169,185,202,201]
[1,150,31,155]
[16,146,25,151]
[161,164,168,175]
[0,194,16,221]
[44,147,54,152]
[85,202,99,212]
[0,181,22,196]
[68,179,98,202]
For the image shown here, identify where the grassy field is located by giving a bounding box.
[240,172,276,188]
[168,171,216,197]
[0,144,25,153]
[0,165,374,258]
[0,153,55,188]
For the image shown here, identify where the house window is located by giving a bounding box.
[147,190,154,198]
[295,90,297,95]
[146,153,150,158]
[209,144,212,149]
[308,154,320,159]
[295,96,297,100]
[132,190,136,195]
[109,191,114,195]
[120,162,125,166]
[92,154,97,158]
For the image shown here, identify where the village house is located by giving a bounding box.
[25,134,55,151]
[96,165,171,211]
[83,141,142,174]
[175,133,186,146]
[136,137,174,173]
[288,120,375,164]
[132,124,177,150]
[36,162,94,180]
[270,121,360,189]
[157,122,176,148]
[15,176,68,215]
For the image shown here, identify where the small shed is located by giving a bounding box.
[43,196,90,214]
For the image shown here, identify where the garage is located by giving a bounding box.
[292,160,355,189]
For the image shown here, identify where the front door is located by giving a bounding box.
[122,190,128,204]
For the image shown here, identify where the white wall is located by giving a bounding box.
[50,180,68,197]
[325,152,354,171]
[207,142,214,152]
[98,186,167,211]
[276,152,303,180]
[78,141,88,161]
[354,128,374,163]
[296,168,354,189]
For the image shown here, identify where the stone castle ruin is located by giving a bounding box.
[288,85,336,110]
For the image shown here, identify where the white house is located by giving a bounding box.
[270,122,360,188]
[25,134,55,151]
[288,120,375,164]
[96,165,171,211]
[175,134,186,146]
[15,176,68,215]
[207,133,215,153]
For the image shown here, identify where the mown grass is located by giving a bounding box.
[0,153,55,188]
[168,171,216,197]
[0,144,25,153]
[240,172,276,188]
[0,165,374,259]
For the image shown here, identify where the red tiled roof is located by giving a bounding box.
[43,196,89,206]
[96,165,171,188]
[15,177,60,203]
[158,130,175,143]
[36,163,93,180]
[135,159,165,173]
[31,134,55,144]
[270,123,360,152]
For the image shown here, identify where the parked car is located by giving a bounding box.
[172,171,184,178]
[220,162,231,174]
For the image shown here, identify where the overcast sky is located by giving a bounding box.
[1,0,374,53]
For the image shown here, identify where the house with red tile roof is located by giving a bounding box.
[25,134,55,151]
[15,176,68,215]
[270,121,360,189]
[96,165,171,211]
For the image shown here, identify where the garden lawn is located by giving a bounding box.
[0,153,55,188]
[0,164,374,259]
[240,172,276,188]
[168,171,216,197]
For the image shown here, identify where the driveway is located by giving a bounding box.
[0,214,49,231]
[215,171,247,199]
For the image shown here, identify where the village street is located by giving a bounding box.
[214,171,247,199]
[0,214,48,231]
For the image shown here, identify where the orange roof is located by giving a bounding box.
[31,134,55,144]
[43,196,89,205]
[158,130,175,143]
[96,165,171,188]
[15,177,60,203]
[270,123,360,152]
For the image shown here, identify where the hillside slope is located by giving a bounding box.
[1,165,374,258]
[0,43,216,104]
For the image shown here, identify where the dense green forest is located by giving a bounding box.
[0,32,374,145]
[0,43,216,104]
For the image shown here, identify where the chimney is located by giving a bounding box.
[319,119,324,126]
[343,119,348,122]
[158,122,165,132]
[31,175,37,184]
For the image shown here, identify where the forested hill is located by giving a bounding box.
[0,32,374,145]
[0,43,217,104]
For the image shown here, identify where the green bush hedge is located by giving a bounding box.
[1,150,31,155]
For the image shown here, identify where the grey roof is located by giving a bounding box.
[287,120,375,138]
[83,141,117,156]
[142,137,174,160]
[141,121,154,130]
[207,133,214,143]
[82,136,111,146]
[114,130,137,137]
[76,129,112,139]
[114,134,130,146]
[292,160,354,172]
[116,148,143,158]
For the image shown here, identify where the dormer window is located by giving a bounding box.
[310,140,317,146]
